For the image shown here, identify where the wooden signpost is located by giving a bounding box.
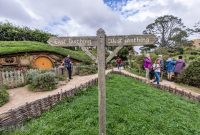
[48,28,156,135]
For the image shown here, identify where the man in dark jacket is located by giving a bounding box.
[63,55,73,80]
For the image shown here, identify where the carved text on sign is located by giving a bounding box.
[48,37,97,47]
[107,37,150,44]
[68,38,92,45]
[106,35,156,46]
[107,38,122,44]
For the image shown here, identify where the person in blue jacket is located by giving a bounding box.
[166,57,176,81]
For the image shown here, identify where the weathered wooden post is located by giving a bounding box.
[97,28,106,135]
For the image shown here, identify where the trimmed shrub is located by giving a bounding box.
[177,47,184,54]
[26,70,42,83]
[122,61,129,68]
[57,75,66,81]
[27,70,57,91]
[176,59,200,88]
[0,86,9,107]
[77,65,97,76]
[110,60,117,67]
[188,56,196,60]
[190,51,198,55]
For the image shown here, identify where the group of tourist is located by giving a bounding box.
[62,54,185,84]
[143,54,186,85]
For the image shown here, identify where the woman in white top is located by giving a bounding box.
[152,59,161,85]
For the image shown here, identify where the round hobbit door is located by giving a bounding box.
[33,56,53,70]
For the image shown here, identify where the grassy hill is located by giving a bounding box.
[0,41,91,63]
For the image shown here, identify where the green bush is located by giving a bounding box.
[27,70,57,91]
[190,51,198,55]
[26,70,42,83]
[0,86,9,107]
[134,55,145,69]
[188,56,196,60]
[123,61,129,68]
[110,60,117,67]
[154,47,169,55]
[176,59,200,88]
[0,22,52,43]
[134,54,157,70]
[77,65,97,76]
[57,75,66,81]
[118,47,129,60]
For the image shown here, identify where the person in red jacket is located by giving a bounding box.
[116,56,122,70]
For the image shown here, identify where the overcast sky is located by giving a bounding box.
[0,0,200,38]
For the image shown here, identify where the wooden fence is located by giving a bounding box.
[0,65,97,88]
[0,66,79,88]
[0,70,26,88]
[0,78,98,129]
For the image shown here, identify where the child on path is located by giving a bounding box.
[152,59,161,85]
[116,56,122,71]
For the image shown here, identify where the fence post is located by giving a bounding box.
[0,71,2,86]
[9,71,13,88]
[5,71,9,87]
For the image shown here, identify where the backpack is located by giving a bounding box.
[149,68,155,79]
[64,58,71,68]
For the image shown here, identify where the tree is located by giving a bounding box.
[0,22,53,43]
[170,28,188,46]
[189,21,200,36]
[118,47,129,60]
[143,15,188,47]
[139,45,157,54]
[194,21,200,33]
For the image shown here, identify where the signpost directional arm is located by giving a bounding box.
[106,46,123,64]
[80,47,97,63]
[47,36,97,47]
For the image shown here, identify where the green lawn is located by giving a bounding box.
[127,67,146,77]
[0,41,91,63]
[4,74,200,135]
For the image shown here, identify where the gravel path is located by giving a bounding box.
[0,69,199,114]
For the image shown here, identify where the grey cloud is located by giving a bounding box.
[0,0,32,23]
[0,0,199,37]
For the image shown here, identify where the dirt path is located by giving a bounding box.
[0,69,199,114]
